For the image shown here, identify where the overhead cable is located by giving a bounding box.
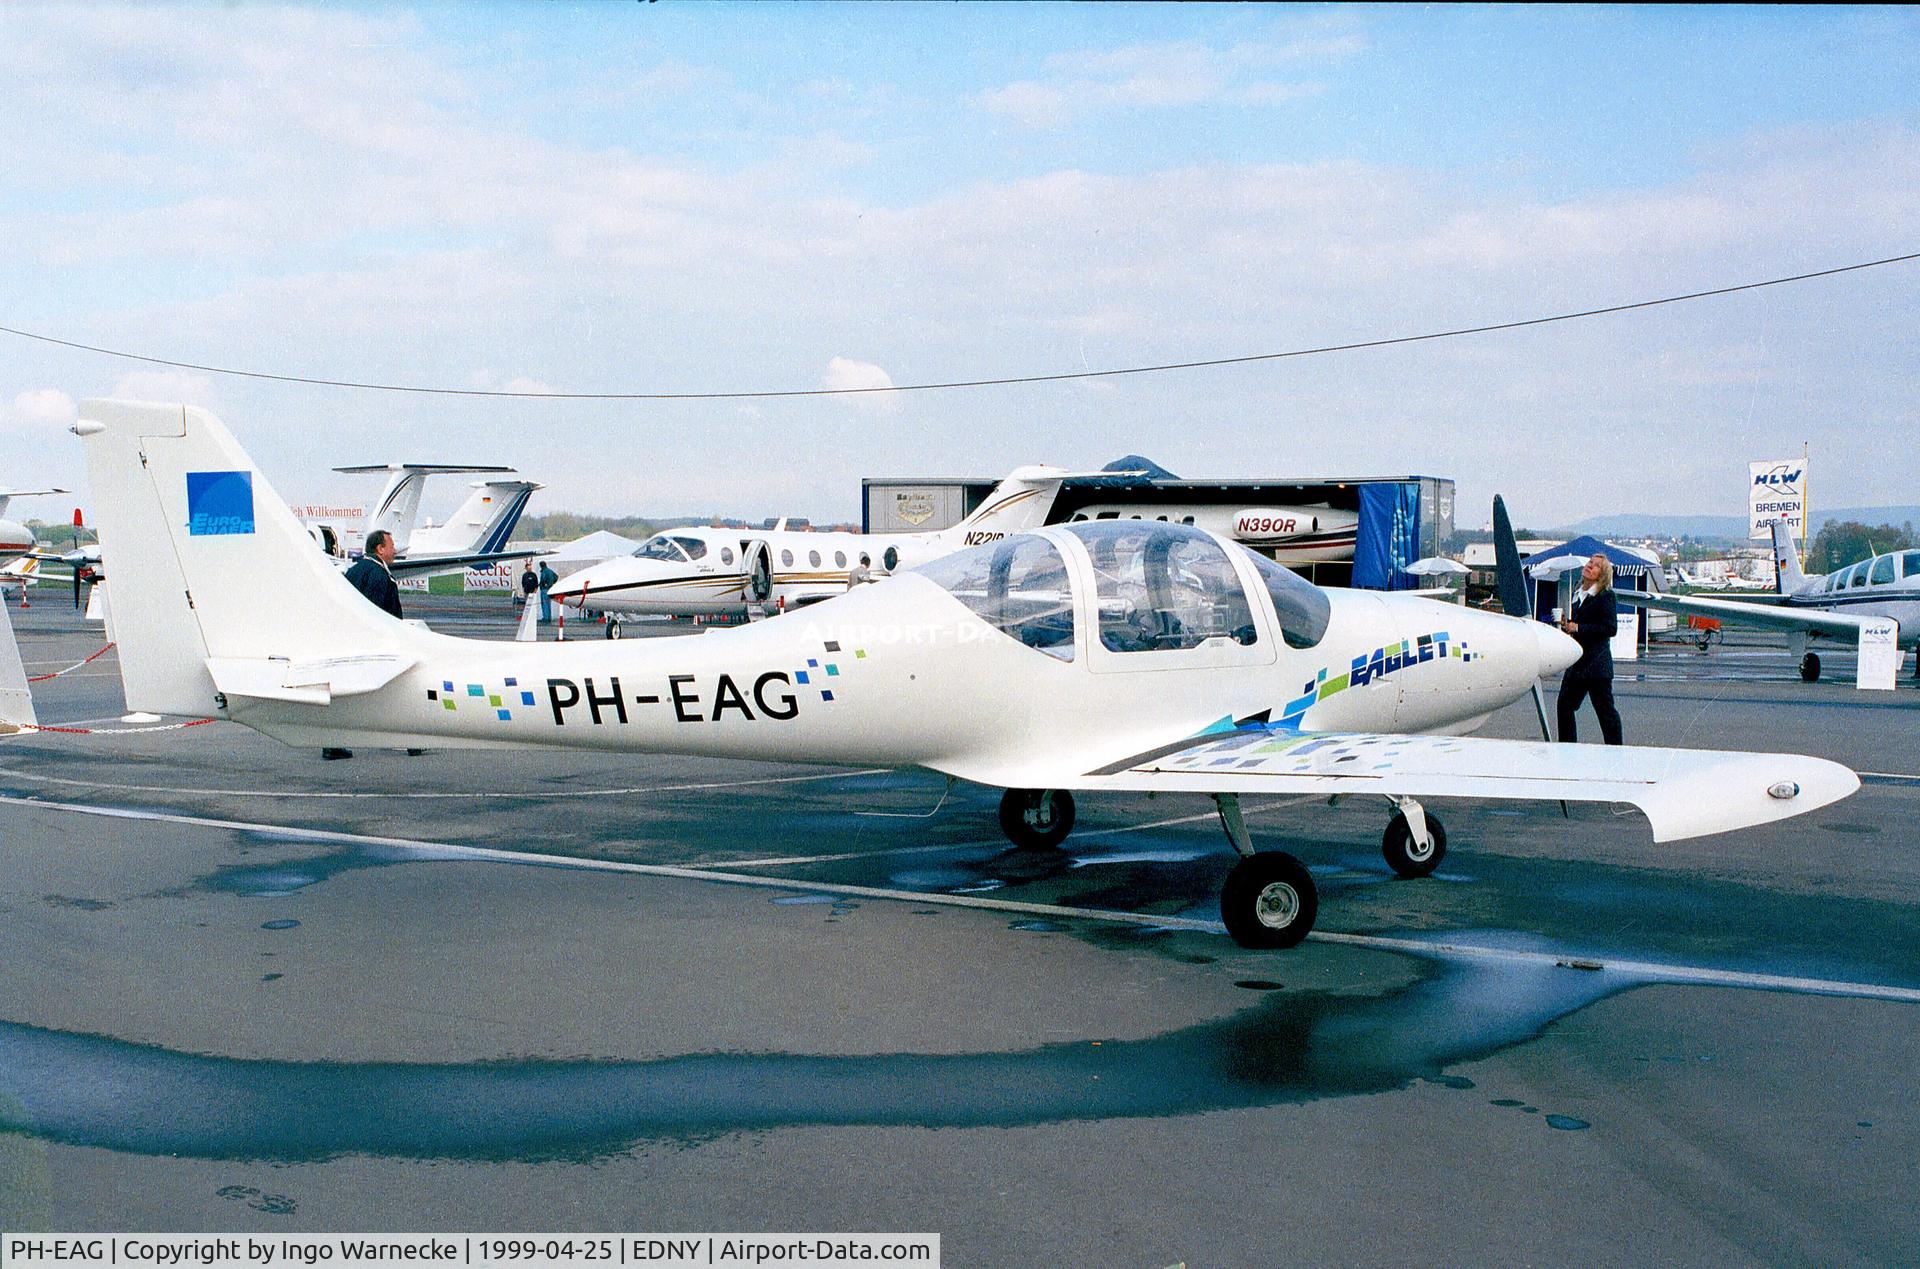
[1,251,1913,401]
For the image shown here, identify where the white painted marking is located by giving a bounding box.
[1312,932,1920,1004]
[3,793,1916,1005]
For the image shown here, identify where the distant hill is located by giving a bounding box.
[1552,506,1920,541]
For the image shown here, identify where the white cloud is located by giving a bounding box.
[823,357,897,412]
[981,29,1360,127]
[0,8,1910,524]
[6,389,77,431]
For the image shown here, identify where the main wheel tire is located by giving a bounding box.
[1800,651,1821,683]
[606,618,623,641]
[1220,852,1318,949]
[997,788,1075,849]
[1382,811,1447,878]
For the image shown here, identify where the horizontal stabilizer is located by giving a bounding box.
[334,464,516,475]
[207,653,417,706]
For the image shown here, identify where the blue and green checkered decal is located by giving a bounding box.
[427,676,537,722]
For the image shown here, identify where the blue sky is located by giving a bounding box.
[0,3,1915,526]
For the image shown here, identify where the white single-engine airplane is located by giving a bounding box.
[70,401,1859,948]
[549,466,1122,628]
[1626,521,1919,682]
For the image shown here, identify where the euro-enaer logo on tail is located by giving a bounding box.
[186,470,255,536]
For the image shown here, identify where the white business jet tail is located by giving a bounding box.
[75,400,429,720]
[336,462,518,554]
[937,466,1142,546]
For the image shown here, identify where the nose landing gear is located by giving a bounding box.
[1215,792,1317,949]
[998,787,1076,849]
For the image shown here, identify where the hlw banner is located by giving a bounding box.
[1748,457,1807,542]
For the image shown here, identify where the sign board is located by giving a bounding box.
[1610,603,1640,662]
[464,561,517,592]
[1857,617,1899,691]
[1748,458,1808,543]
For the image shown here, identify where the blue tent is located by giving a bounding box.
[1520,535,1659,622]
[1520,535,1656,577]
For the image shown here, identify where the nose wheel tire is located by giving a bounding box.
[1382,811,1447,878]
[1799,652,1821,682]
[1221,852,1318,949]
[998,788,1076,849]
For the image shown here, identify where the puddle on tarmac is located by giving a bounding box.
[196,842,419,899]
[259,920,300,931]
[0,952,1634,1163]
[769,894,839,906]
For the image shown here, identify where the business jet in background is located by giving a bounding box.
[550,466,1131,630]
[1061,502,1361,566]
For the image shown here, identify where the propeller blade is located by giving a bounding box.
[1492,495,1531,618]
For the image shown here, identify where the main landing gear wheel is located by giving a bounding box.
[1800,652,1821,682]
[998,788,1075,849]
[1382,810,1447,878]
[1221,852,1318,949]
[606,617,623,640]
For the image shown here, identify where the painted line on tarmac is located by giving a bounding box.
[4,792,1917,1005]
[0,792,1218,934]
[1314,932,1920,1004]
[0,763,893,799]
[1860,772,1920,787]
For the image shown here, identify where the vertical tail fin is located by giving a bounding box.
[1769,520,1807,593]
[366,470,430,552]
[940,466,1075,545]
[0,600,37,732]
[77,400,425,718]
[406,479,539,559]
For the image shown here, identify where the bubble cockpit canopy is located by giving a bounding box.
[914,521,1330,659]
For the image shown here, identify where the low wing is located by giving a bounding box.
[1033,726,1857,843]
[1621,589,1868,642]
[385,547,547,578]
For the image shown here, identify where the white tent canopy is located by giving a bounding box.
[541,530,643,561]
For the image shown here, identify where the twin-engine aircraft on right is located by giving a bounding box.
[1624,521,1919,682]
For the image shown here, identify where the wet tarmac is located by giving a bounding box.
[1,595,1917,1262]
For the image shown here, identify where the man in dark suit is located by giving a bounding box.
[345,528,403,619]
[1556,553,1623,745]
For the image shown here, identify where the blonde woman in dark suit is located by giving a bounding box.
[1557,553,1623,744]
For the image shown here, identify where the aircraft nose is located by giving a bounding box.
[1532,620,1582,677]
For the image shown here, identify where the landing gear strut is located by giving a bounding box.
[998,788,1075,849]
[1215,793,1317,949]
[1382,797,1446,878]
